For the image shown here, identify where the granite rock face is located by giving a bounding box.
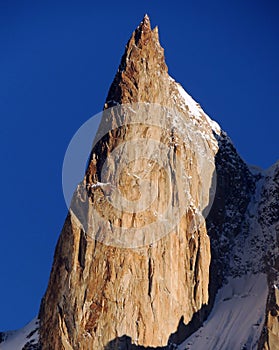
[35,15,279,350]
[39,15,218,349]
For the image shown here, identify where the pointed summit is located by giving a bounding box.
[137,14,151,33]
[105,15,168,106]
[144,13,150,20]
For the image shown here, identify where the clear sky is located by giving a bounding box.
[0,0,278,331]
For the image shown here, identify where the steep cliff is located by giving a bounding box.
[39,15,219,349]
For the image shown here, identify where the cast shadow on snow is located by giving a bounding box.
[103,307,213,349]
[103,317,189,349]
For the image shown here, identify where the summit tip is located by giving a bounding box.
[143,13,150,21]
[137,13,151,31]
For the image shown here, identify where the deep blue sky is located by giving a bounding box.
[0,0,278,331]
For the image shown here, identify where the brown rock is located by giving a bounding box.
[39,15,219,349]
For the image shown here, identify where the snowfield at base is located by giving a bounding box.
[0,318,39,350]
[179,274,268,350]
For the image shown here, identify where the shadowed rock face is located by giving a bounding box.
[38,15,278,350]
[257,163,279,350]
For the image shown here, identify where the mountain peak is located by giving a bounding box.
[133,14,159,47]
[105,14,168,106]
[137,14,151,32]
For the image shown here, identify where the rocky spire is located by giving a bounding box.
[136,13,152,34]
[105,15,168,107]
[39,15,217,349]
[38,15,257,350]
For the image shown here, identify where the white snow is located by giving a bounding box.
[176,84,203,119]
[174,80,221,135]
[204,114,221,135]
[179,274,268,350]
[91,181,114,191]
[0,318,39,350]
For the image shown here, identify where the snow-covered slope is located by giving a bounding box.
[179,274,268,350]
[174,79,221,135]
[229,164,278,278]
[0,318,39,350]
